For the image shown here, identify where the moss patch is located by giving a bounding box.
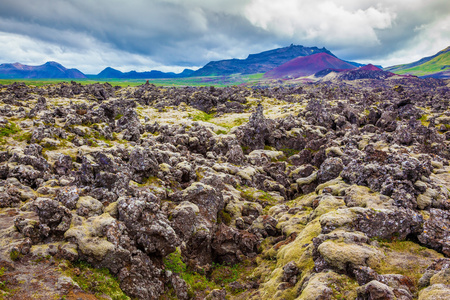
[190,111,216,122]
[0,122,21,138]
[65,261,129,300]
[164,250,255,297]
[374,240,443,284]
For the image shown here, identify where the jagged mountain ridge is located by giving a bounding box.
[191,44,338,76]
[0,61,86,79]
[93,67,194,79]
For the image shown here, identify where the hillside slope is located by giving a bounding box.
[385,46,450,78]
[265,52,356,79]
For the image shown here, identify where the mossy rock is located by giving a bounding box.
[311,194,345,219]
[343,184,393,209]
[419,284,450,300]
[297,271,358,300]
[318,240,384,271]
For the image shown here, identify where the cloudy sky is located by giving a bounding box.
[0,0,449,74]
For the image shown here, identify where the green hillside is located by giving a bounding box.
[385,46,450,77]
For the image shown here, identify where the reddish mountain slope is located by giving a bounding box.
[265,53,356,79]
[359,64,382,71]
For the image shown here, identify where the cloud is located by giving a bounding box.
[244,1,394,47]
[0,0,448,72]
[0,30,186,74]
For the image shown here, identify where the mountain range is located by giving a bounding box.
[191,45,341,76]
[92,67,194,79]
[0,61,86,79]
[0,45,449,80]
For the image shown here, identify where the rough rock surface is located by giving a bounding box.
[0,78,449,299]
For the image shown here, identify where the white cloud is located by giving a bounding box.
[244,0,395,48]
[0,0,448,70]
[367,14,450,67]
[0,31,192,74]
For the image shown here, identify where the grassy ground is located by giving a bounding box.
[0,73,265,87]
[389,50,450,76]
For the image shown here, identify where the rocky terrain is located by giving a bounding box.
[0,77,449,299]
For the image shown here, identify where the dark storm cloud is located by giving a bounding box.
[0,0,448,72]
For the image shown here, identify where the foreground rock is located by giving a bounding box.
[0,78,449,299]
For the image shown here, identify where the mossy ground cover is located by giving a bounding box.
[163,250,255,298]
[0,267,12,300]
[65,261,130,300]
[394,51,450,76]
[375,240,443,285]
[190,111,216,122]
[0,122,21,138]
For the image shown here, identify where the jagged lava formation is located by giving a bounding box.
[0,78,449,299]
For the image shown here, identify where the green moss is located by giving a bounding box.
[0,122,21,138]
[217,210,232,225]
[93,131,113,142]
[280,148,300,157]
[86,138,99,147]
[213,117,247,129]
[191,111,216,122]
[13,131,32,142]
[114,113,123,120]
[163,250,216,296]
[138,176,162,186]
[164,251,186,274]
[238,186,278,211]
[0,266,13,299]
[210,263,242,288]
[305,147,319,154]
[418,114,430,127]
[163,250,254,296]
[195,167,205,181]
[215,129,227,135]
[182,272,217,297]
[241,145,250,154]
[374,240,443,285]
[66,261,129,300]
[328,274,359,299]
[9,249,22,261]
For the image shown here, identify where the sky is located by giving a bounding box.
[0,0,449,74]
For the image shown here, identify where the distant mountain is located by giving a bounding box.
[0,61,86,79]
[96,67,124,78]
[264,53,356,79]
[93,67,194,79]
[385,46,450,79]
[191,44,337,76]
